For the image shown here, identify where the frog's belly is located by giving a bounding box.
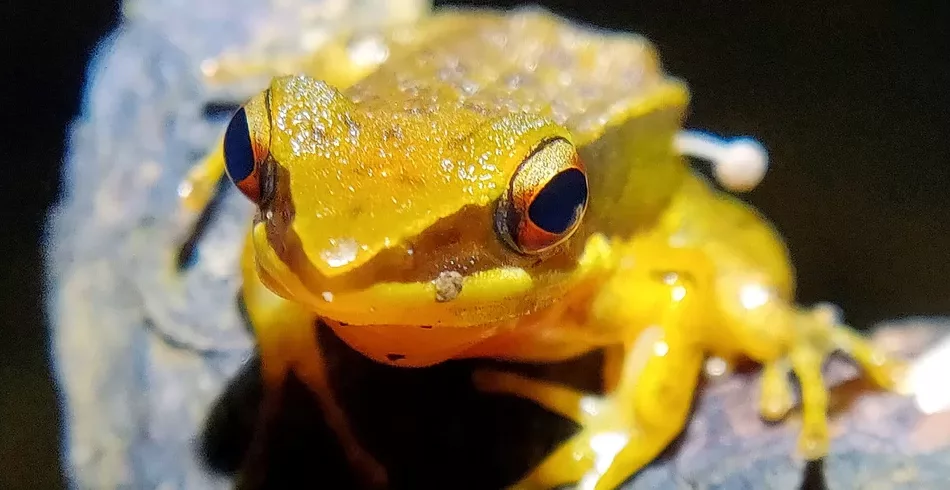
[329,310,615,366]
[328,320,502,367]
[457,314,619,363]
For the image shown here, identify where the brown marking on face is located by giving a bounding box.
[433,270,463,302]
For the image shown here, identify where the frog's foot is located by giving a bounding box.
[474,329,704,490]
[756,304,908,459]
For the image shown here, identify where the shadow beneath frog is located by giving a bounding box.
[198,320,830,490]
[200,321,585,489]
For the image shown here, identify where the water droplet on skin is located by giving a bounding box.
[322,291,334,302]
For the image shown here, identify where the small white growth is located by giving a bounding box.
[676,130,769,192]
[906,334,950,414]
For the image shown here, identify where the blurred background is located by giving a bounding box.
[2,0,949,488]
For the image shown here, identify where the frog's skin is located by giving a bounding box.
[179,8,906,490]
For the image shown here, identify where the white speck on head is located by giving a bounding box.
[739,283,771,310]
[321,291,334,302]
[905,334,950,414]
[321,237,358,268]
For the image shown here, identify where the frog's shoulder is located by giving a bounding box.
[340,7,689,146]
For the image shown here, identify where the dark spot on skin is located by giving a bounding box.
[343,113,360,135]
[434,229,462,247]
[397,172,427,189]
[463,101,491,116]
[419,325,433,329]
[386,353,406,362]
[337,322,349,327]
[381,126,404,141]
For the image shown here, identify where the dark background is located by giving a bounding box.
[2,0,948,488]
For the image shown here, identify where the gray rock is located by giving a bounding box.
[45,0,950,489]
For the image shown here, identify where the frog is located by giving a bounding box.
[177,6,907,490]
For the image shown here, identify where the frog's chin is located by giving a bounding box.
[296,267,564,328]
[255,225,615,328]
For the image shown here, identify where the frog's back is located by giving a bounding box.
[346,8,687,145]
[342,8,692,235]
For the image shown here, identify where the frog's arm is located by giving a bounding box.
[235,227,388,489]
[475,188,906,490]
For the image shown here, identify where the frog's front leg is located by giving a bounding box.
[475,247,713,490]
[237,239,387,488]
[716,280,908,458]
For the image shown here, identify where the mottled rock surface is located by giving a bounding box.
[45,0,950,488]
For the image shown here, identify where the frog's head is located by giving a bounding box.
[223,75,610,327]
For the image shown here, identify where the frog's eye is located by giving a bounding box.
[495,138,588,255]
[223,103,270,202]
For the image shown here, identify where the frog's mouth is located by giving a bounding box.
[250,202,599,329]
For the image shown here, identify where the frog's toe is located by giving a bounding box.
[758,359,794,422]
[780,306,908,460]
[508,432,596,490]
[472,368,592,424]
[827,320,908,393]
[789,343,831,460]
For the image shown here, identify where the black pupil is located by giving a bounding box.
[223,107,255,182]
[527,168,588,234]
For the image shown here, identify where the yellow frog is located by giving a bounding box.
[179,7,906,490]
